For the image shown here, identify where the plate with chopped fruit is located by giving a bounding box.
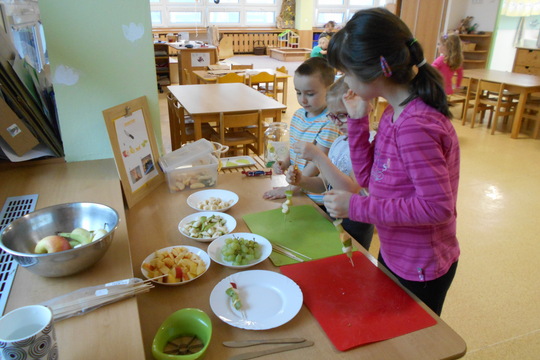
[141,246,211,286]
[187,189,239,212]
[209,270,303,330]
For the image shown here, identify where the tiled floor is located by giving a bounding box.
[160,57,540,359]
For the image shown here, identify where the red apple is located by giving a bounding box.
[34,235,72,254]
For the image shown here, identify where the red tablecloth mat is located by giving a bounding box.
[280,252,437,351]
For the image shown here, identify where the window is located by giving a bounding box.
[150,0,280,27]
[315,0,388,27]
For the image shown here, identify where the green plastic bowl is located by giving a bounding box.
[152,308,212,360]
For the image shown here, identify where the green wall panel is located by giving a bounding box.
[39,0,162,162]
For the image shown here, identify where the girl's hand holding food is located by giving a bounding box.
[323,190,352,218]
[272,160,288,175]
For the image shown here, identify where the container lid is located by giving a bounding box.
[158,139,215,172]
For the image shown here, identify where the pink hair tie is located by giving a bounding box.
[380,56,392,77]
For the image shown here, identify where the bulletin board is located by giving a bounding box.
[103,96,164,208]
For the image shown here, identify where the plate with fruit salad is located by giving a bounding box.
[141,246,211,285]
[207,233,272,269]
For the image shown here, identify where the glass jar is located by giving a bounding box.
[264,122,289,167]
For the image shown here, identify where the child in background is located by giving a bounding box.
[285,76,374,250]
[320,20,337,38]
[324,8,460,315]
[263,57,340,202]
[432,33,463,95]
[311,36,329,58]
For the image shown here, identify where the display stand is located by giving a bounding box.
[102,96,164,208]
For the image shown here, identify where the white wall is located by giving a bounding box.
[466,0,501,31]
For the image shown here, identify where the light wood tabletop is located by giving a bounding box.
[127,171,467,360]
[463,69,540,138]
[167,83,287,150]
[1,159,145,360]
[192,69,290,106]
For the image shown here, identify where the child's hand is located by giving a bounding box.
[272,160,288,175]
[285,165,302,186]
[323,190,352,218]
[292,141,322,162]
[263,187,288,200]
[343,89,370,119]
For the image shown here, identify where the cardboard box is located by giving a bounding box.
[0,97,39,156]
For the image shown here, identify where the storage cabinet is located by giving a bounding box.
[459,33,492,69]
[513,47,540,75]
[154,43,170,92]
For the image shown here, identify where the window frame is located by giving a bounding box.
[314,0,388,27]
[150,0,281,28]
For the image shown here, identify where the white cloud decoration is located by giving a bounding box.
[123,23,145,43]
[53,64,80,86]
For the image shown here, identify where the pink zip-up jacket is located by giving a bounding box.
[348,97,460,281]
[432,55,463,95]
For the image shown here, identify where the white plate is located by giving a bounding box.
[209,270,303,330]
[178,212,236,242]
[187,189,239,212]
[207,233,272,269]
[220,156,256,169]
[141,245,211,286]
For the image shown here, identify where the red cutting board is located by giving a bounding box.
[280,252,437,351]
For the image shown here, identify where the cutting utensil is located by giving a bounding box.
[223,337,305,348]
[228,340,314,360]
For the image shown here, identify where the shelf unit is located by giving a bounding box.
[459,32,492,70]
[154,43,170,92]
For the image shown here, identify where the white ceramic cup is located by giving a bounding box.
[0,305,58,360]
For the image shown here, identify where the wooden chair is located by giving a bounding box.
[471,80,517,134]
[218,37,234,60]
[231,64,253,70]
[520,95,540,139]
[166,92,216,149]
[247,72,278,100]
[216,72,245,83]
[445,78,483,125]
[212,110,263,155]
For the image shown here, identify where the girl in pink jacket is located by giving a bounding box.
[432,33,464,95]
[324,8,460,316]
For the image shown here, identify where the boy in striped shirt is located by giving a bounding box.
[263,57,340,203]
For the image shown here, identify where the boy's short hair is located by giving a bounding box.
[295,57,335,87]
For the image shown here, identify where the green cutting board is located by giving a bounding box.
[243,205,349,266]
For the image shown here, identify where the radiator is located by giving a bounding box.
[221,33,280,54]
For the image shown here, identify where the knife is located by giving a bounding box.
[223,338,306,348]
[228,340,314,360]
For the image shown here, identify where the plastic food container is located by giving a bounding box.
[159,139,221,193]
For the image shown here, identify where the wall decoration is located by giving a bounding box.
[53,64,80,86]
[123,22,144,42]
[191,52,210,67]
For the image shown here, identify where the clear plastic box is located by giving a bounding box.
[159,139,219,193]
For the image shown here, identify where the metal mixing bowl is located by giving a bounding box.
[0,202,119,277]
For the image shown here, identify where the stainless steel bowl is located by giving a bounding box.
[0,202,119,277]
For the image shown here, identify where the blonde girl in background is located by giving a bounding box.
[432,33,464,95]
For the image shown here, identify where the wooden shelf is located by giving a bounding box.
[154,43,170,92]
[459,32,492,69]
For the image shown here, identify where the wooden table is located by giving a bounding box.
[192,69,290,107]
[127,171,467,360]
[167,83,287,151]
[1,159,145,360]
[463,69,540,138]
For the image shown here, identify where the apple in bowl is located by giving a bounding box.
[34,235,72,254]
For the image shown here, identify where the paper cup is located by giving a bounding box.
[0,305,58,360]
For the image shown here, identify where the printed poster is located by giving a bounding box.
[191,52,210,67]
[114,109,158,192]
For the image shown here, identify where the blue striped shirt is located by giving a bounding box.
[289,108,340,204]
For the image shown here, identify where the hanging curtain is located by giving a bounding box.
[276,0,295,29]
[501,0,540,16]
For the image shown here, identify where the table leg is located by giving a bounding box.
[511,90,527,139]
[281,78,288,107]
[193,115,203,140]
